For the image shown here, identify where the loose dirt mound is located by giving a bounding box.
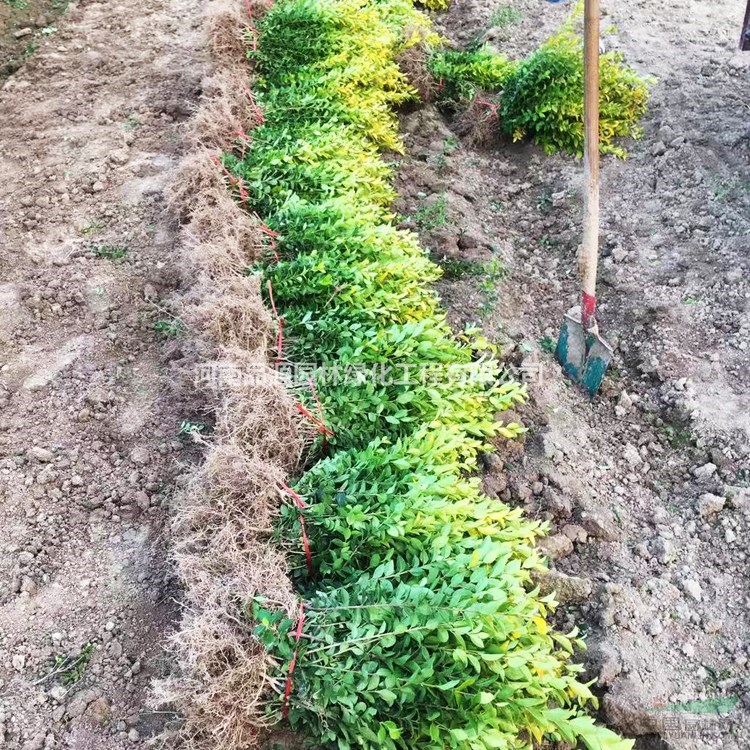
[0,0,207,747]
[399,0,750,747]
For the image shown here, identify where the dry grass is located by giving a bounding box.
[190,70,262,151]
[453,92,502,147]
[188,276,273,355]
[396,40,437,103]
[219,383,301,466]
[207,0,253,67]
[153,608,273,750]
[152,2,303,747]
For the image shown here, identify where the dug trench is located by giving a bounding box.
[394,0,750,748]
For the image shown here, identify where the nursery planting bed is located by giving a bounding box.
[0,0,748,749]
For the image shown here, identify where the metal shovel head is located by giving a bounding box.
[556,305,613,397]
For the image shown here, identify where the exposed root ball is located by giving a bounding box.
[207,2,252,67]
[396,42,437,103]
[217,379,301,467]
[177,442,285,540]
[153,609,271,750]
[245,0,274,17]
[191,70,261,151]
[168,151,264,272]
[453,92,502,147]
[187,276,273,355]
[156,2,304,748]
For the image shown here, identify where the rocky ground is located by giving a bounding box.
[397,0,750,747]
[0,0,206,748]
[0,0,71,81]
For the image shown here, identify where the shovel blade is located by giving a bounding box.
[556,305,613,397]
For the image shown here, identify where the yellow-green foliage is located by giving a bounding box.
[500,28,649,156]
[223,0,636,748]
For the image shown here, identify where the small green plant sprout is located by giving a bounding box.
[711,176,749,203]
[124,115,141,130]
[490,5,523,28]
[437,257,489,280]
[663,423,693,449]
[538,335,556,353]
[413,194,449,231]
[485,257,508,280]
[92,245,127,260]
[539,234,561,250]
[432,137,459,173]
[3,0,28,8]
[443,135,459,152]
[536,189,554,214]
[153,319,183,338]
[477,259,508,316]
[79,220,106,235]
[43,642,94,686]
[178,420,206,437]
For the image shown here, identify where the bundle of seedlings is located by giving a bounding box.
[214,0,636,747]
[428,25,650,156]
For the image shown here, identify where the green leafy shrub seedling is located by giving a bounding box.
[153,319,183,338]
[430,26,649,156]
[490,5,522,28]
[215,0,637,748]
[92,245,127,260]
[499,28,649,156]
[429,46,516,104]
[413,193,449,231]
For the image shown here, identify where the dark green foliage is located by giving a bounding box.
[428,46,516,105]
[430,30,649,156]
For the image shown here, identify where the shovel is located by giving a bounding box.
[556,0,613,397]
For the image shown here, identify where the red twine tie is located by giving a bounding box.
[307,374,330,452]
[244,0,258,51]
[280,482,313,577]
[281,602,305,718]
[294,401,334,438]
[475,96,500,120]
[212,155,249,204]
[255,214,280,262]
[266,280,285,365]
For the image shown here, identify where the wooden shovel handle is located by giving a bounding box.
[581,0,600,328]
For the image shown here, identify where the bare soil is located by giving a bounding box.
[0,0,70,80]
[0,0,207,747]
[398,0,750,747]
